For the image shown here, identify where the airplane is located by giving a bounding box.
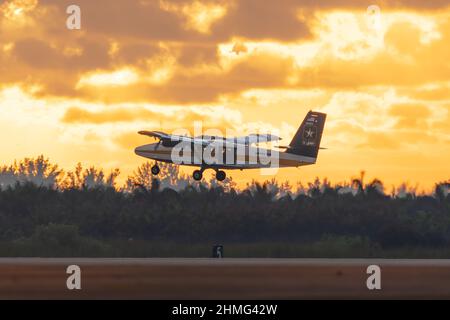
[135,110,327,181]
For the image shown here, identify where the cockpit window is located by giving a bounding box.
[161,139,180,147]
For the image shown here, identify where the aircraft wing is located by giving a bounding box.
[138,131,281,148]
[138,130,172,140]
[231,134,282,145]
[139,130,211,146]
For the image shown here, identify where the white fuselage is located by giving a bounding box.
[135,143,316,170]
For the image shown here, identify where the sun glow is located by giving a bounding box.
[77,69,140,88]
[0,0,37,20]
[160,0,228,34]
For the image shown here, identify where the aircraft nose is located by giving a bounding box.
[134,145,146,155]
[135,144,157,156]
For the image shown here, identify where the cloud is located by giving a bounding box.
[389,103,431,129]
[61,106,158,124]
[113,42,163,65]
[61,105,241,129]
[288,16,450,89]
[210,0,310,41]
[13,37,111,70]
[77,68,140,87]
[384,22,422,55]
[358,131,401,149]
[38,0,190,40]
[175,43,219,66]
[114,131,151,149]
[400,83,450,101]
[160,0,229,34]
[432,104,450,135]
[36,0,311,42]
[2,1,449,106]
[0,0,38,19]
[67,52,295,104]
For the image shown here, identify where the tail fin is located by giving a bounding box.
[286,110,327,159]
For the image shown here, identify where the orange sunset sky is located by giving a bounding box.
[0,0,449,190]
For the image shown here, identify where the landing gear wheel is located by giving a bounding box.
[193,170,203,181]
[216,170,226,181]
[151,165,160,175]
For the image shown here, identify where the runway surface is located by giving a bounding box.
[1,258,450,299]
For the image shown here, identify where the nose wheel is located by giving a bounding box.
[193,169,203,181]
[151,164,160,175]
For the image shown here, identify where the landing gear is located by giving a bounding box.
[151,164,160,175]
[193,170,203,181]
[192,168,226,181]
[216,170,226,182]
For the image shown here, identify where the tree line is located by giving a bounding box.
[0,156,449,257]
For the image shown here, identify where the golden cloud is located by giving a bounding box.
[358,131,401,150]
[0,0,38,20]
[67,52,295,104]
[61,105,241,129]
[389,104,431,129]
[0,2,448,106]
[159,0,229,34]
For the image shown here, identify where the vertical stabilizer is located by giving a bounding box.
[286,111,327,159]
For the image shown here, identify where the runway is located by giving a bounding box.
[1,258,450,299]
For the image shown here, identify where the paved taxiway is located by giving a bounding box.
[0,258,449,299]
